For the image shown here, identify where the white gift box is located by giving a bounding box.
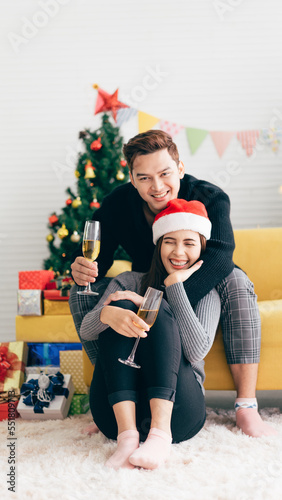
[17,289,42,316]
[17,374,74,420]
[25,366,60,377]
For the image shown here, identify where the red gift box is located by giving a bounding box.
[0,401,19,421]
[43,290,69,301]
[19,270,55,290]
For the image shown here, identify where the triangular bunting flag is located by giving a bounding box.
[210,131,235,158]
[159,120,184,138]
[138,111,160,133]
[259,128,282,153]
[237,130,260,157]
[116,108,138,128]
[186,128,208,155]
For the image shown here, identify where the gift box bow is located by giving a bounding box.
[0,344,25,387]
[20,372,69,413]
[45,276,74,296]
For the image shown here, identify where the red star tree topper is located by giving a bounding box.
[93,84,129,122]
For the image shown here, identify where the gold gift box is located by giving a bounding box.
[44,299,70,316]
[60,351,88,395]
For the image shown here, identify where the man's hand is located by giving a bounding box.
[103,290,144,308]
[71,257,98,286]
[164,260,203,288]
[100,306,149,338]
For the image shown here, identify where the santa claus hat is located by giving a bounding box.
[152,199,211,244]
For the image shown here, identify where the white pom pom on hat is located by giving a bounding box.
[152,199,211,245]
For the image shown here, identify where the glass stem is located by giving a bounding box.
[86,282,92,292]
[128,337,140,362]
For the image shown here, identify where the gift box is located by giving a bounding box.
[0,342,28,392]
[17,290,42,316]
[27,343,82,366]
[25,366,60,376]
[60,350,88,394]
[44,276,73,299]
[16,315,79,343]
[17,373,74,420]
[44,299,70,315]
[43,290,69,301]
[0,389,20,421]
[69,394,90,415]
[19,270,55,290]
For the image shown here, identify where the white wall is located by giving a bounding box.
[1,0,282,341]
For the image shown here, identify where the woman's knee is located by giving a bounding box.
[109,299,138,312]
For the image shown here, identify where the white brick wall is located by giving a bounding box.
[1,0,282,340]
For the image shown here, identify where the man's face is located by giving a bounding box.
[129,149,185,215]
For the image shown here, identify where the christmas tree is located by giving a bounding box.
[44,112,130,275]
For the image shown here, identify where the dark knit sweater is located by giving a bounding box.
[73,174,235,307]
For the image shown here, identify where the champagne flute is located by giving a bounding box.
[77,220,101,296]
[118,287,163,369]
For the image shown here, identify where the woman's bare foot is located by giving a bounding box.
[81,422,99,435]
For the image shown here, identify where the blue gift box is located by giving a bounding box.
[27,343,82,366]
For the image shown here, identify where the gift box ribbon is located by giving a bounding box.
[0,344,25,390]
[20,372,69,413]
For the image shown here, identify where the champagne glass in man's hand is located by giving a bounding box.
[77,220,101,296]
[118,287,163,369]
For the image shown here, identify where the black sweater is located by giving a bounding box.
[74,174,235,307]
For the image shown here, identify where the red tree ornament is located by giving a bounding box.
[90,201,101,209]
[49,214,59,225]
[120,160,127,167]
[90,137,102,151]
[65,198,72,206]
[93,85,129,122]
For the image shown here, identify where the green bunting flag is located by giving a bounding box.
[185,128,209,155]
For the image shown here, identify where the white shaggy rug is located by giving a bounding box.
[0,407,282,500]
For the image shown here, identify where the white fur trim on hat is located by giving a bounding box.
[152,212,211,244]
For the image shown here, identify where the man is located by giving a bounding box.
[70,130,276,438]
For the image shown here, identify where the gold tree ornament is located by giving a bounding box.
[46,234,54,242]
[74,170,80,178]
[57,224,69,239]
[84,160,96,179]
[72,197,82,208]
[70,231,81,243]
[116,170,125,181]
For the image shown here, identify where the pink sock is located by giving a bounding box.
[105,430,140,470]
[129,428,172,470]
[235,398,278,437]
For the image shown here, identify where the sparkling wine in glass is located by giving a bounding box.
[118,287,163,369]
[77,220,101,296]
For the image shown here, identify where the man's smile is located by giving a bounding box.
[151,190,170,199]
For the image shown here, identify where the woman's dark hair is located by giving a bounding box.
[140,234,207,295]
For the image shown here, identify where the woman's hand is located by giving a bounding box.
[100,306,149,338]
[164,260,203,288]
[103,290,144,308]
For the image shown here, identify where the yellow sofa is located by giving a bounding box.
[16,228,282,390]
[82,227,282,390]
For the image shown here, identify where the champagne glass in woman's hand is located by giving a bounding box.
[118,287,163,369]
[77,220,101,296]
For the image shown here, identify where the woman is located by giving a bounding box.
[80,199,221,470]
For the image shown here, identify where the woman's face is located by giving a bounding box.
[160,229,202,275]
